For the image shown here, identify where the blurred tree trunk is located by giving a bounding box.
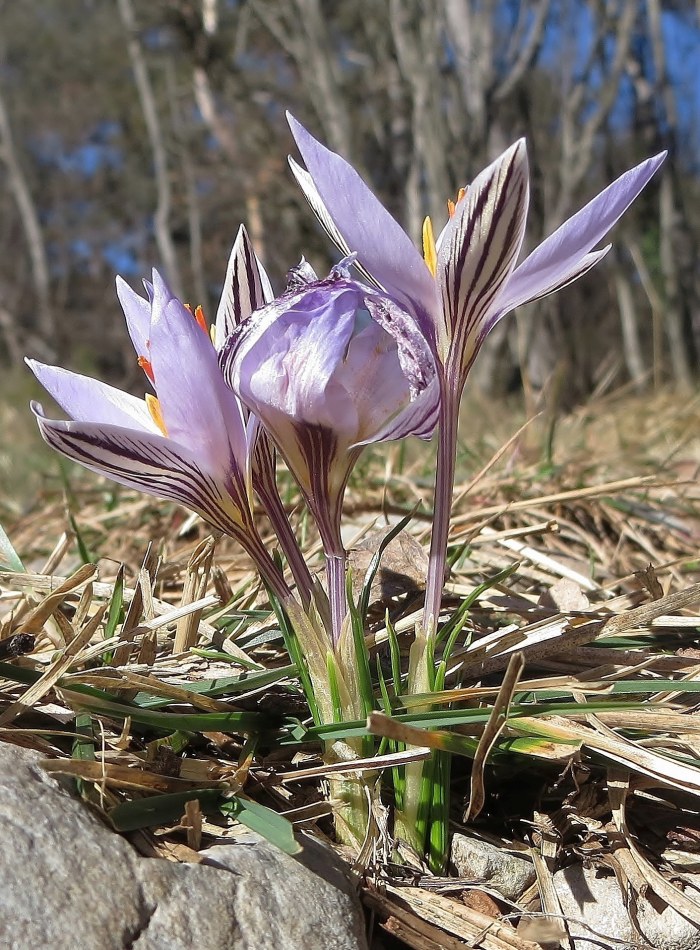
[614,251,647,390]
[657,171,692,388]
[0,85,53,342]
[166,58,207,310]
[442,0,550,393]
[190,0,267,263]
[389,0,450,227]
[118,0,183,299]
[252,0,353,158]
[645,0,694,388]
[521,0,637,397]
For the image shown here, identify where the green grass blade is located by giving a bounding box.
[104,566,125,640]
[109,788,223,831]
[0,523,24,572]
[220,797,302,855]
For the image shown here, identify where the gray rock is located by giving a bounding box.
[554,864,700,950]
[450,832,535,900]
[0,742,368,950]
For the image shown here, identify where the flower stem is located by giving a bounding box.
[258,482,314,606]
[325,551,348,646]
[423,386,459,636]
[397,382,460,861]
[235,525,294,606]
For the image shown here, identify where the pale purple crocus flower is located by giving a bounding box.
[27,262,296,606]
[221,258,439,643]
[287,113,666,634]
[215,226,314,603]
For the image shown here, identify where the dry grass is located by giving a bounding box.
[1,387,700,949]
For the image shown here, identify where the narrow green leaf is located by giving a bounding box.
[72,712,96,797]
[427,750,450,873]
[269,593,320,724]
[104,566,125,640]
[436,563,518,645]
[326,652,343,723]
[0,523,24,573]
[220,797,302,855]
[386,612,403,697]
[68,510,93,566]
[109,788,222,831]
[347,579,375,724]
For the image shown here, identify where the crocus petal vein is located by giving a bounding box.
[214,225,273,350]
[32,405,246,535]
[437,139,529,375]
[497,152,666,315]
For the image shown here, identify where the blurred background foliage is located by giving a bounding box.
[0,0,698,405]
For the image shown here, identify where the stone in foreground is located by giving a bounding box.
[0,743,367,950]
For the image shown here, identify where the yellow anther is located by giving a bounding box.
[146,393,168,436]
[422,216,437,277]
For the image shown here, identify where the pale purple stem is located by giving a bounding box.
[326,552,348,646]
[423,379,459,636]
[235,525,294,607]
[256,482,314,607]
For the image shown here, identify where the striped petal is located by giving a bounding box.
[495,152,666,316]
[287,113,437,343]
[214,225,274,350]
[33,404,247,535]
[26,360,157,432]
[436,140,529,379]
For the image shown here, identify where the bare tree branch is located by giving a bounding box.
[118,0,183,298]
[0,84,53,340]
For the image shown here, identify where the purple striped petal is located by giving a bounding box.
[26,360,156,432]
[33,404,246,535]
[214,225,273,350]
[287,113,437,342]
[116,276,151,358]
[490,247,611,326]
[496,152,666,315]
[149,271,248,471]
[436,140,529,377]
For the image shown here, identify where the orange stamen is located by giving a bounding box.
[447,187,467,219]
[138,355,155,383]
[145,393,168,436]
[185,302,210,337]
[194,305,208,335]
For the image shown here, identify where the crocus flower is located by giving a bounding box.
[287,114,665,631]
[27,264,293,605]
[221,258,439,642]
[216,226,314,603]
